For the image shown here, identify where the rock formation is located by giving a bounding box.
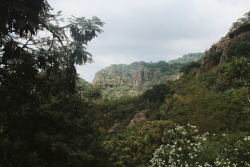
[129,66,151,90]
[197,19,250,76]
[127,113,147,128]
[92,54,203,99]
[107,123,121,133]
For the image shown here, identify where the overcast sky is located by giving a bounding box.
[49,0,250,82]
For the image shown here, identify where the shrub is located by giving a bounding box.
[179,62,201,74]
[150,124,210,167]
[142,84,172,103]
[150,124,250,167]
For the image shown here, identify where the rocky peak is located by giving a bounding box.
[92,54,203,99]
[197,16,250,76]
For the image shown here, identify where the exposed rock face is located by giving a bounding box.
[127,113,147,128]
[129,66,151,90]
[197,24,250,76]
[158,73,183,83]
[107,123,120,133]
[92,54,203,99]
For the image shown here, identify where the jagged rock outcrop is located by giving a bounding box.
[127,113,147,128]
[92,54,203,99]
[197,16,250,76]
[129,66,151,90]
[107,123,120,133]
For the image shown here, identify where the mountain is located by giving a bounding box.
[92,12,250,167]
[197,14,250,75]
[97,11,250,133]
[168,52,203,64]
[92,53,203,99]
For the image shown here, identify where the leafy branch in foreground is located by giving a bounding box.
[0,0,104,166]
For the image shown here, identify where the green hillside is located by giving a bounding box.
[0,1,249,166]
[92,12,250,167]
[93,53,203,99]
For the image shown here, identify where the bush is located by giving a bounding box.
[142,84,172,103]
[150,124,209,167]
[179,61,201,74]
[150,124,250,167]
[227,42,250,59]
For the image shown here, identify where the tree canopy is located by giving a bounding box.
[0,0,104,166]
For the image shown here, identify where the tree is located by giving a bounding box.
[0,0,104,166]
[0,0,50,38]
[142,84,172,103]
[225,42,250,102]
[179,61,201,74]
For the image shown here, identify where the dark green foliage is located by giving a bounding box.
[179,61,201,74]
[143,61,184,74]
[0,0,50,38]
[0,95,103,167]
[94,96,146,129]
[207,50,221,64]
[225,57,250,84]
[0,1,104,166]
[227,42,250,58]
[102,120,174,167]
[142,84,172,103]
[76,77,102,100]
[229,11,250,38]
[229,21,250,38]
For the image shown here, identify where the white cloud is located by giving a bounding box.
[49,0,250,82]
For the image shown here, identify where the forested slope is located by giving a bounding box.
[0,0,249,166]
[93,12,250,167]
[93,53,202,99]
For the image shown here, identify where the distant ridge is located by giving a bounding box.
[92,53,203,99]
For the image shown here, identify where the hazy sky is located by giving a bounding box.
[49,0,250,82]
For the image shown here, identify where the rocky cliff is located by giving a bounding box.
[93,53,202,99]
[197,12,250,75]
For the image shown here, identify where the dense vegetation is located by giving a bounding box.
[168,53,203,64]
[0,0,104,166]
[92,12,250,167]
[93,51,249,166]
[229,11,250,38]
[0,1,249,167]
[93,53,202,99]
